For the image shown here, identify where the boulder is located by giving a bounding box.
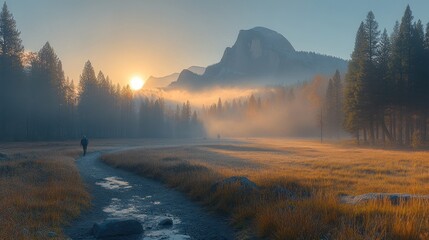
[158,218,173,228]
[92,218,143,238]
[210,176,258,193]
[340,193,429,205]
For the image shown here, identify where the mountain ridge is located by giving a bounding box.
[169,27,347,90]
[144,66,205,89]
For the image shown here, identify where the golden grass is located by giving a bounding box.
[0,139,188,240]
[102,138,429,239]
[0,144,90,240]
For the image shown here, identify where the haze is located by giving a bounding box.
[8,0,429,86]
[3,1,429,239]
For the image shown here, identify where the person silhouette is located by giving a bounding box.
[80,136,89,156]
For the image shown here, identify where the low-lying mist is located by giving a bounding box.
[135,87,256,108]
[137,75,329,138]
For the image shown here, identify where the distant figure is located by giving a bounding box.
[217,133,221,139]
[80,136,89,156]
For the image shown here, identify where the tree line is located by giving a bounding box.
[323,70,344,139]
[0,3,203,141]
[344,5,429,146]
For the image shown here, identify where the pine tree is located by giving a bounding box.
[423,23,429,140]
[375,29,393,142]
[324,70,343,138]
[344,11,384,144]
[425,23,429,51]
[364,11,380,62]
[344,22,367,143]
[411,20,425,105]
[363,11,380,144]
[325,78,335,137]
[217,98,222,115]
[64,78,77,138]
[0,2,23,67]
[181,100,191,123]
[332,70,343,138]
[393,5,414,145]
[29,42,67,139]
[120,84,134,137]
[0,2,25,139]
[411,20,427,142]
[78,61,98,136]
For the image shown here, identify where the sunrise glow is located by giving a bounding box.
[130,76,144,90]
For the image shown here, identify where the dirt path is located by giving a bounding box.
[64,148,235,240]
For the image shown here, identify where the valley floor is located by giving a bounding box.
[102,137,429,239]
[3,138,429,239]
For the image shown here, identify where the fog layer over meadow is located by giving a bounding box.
[137,75,329,138]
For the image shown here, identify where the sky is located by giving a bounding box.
[6,0,429,86]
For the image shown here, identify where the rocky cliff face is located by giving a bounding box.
[169,27,347,89]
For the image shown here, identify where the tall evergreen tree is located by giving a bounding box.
[29,42,67,139]
[425,23,429,51]
[362,11,381,143]
[332,70,343,138]
[325,78,335,137]
[120,84,135,137]
[410,20,428,141]
[393,5,414,144]
[344,11,386,144]
[375,29,394,142]
[344,22,367,142]
[78,61,98,136]
[0,2,23,67]
[0,2,25,139]
[363,11,380,62]
[324,70,343,138]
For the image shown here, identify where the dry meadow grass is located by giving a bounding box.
[0,141,110,240]
[102,138,429,239]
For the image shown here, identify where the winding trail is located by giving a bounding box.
[65,147,234,240]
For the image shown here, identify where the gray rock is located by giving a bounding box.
[210,176,258,193]
[340,193,429,205]
[92,218,143,238]
[158,218,173,228]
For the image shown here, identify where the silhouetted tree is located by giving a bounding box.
[29,42,67,139]
[0,2,25,140]
[78,61,99,136]
[324,70,343,138]
[344,22,367,143]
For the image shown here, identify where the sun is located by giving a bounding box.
[130,76,145,91]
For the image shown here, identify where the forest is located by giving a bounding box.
[0,3,203,140]
[343,6,429,146]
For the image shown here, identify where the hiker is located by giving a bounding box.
[80,136,89,156]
